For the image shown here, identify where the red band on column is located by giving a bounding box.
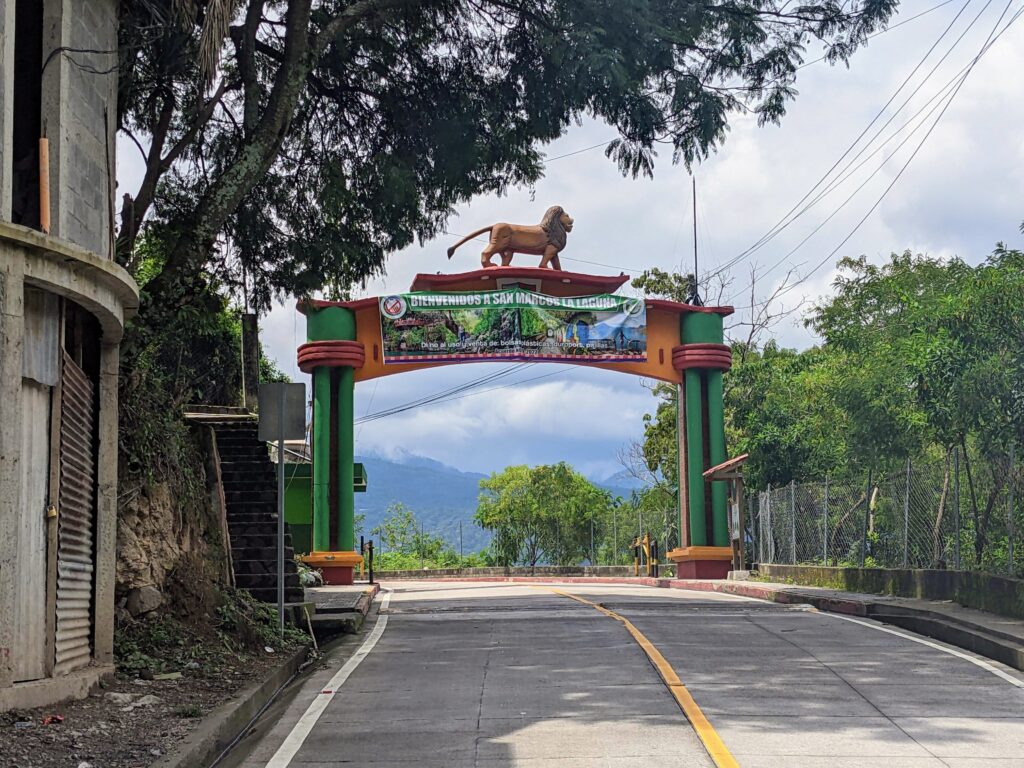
[297,340,366,373]
[672,343,731,371]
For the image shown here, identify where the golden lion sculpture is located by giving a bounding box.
[446,206,574,269]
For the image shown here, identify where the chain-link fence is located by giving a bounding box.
[752,447,1022,576]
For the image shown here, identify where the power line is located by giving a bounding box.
[732,0,1022,312]
[537,1,955,173]
[357,365,573,424]
[707,0,982,281]
[731,51,989,298]
[356,363,531,423]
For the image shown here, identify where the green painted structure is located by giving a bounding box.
[297,267,735,583]
[284,461,367,556]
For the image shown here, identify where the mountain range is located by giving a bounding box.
[355,452,641,553]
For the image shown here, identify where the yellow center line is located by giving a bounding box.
[546,588,739,768]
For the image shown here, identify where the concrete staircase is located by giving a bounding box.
[204,417,305,604]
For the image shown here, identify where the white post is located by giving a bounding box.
[903,458,911,569]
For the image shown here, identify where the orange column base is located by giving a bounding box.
[301,551,364,586]
[666,546,733,580]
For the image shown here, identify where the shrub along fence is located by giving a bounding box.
[752,447,1021,576]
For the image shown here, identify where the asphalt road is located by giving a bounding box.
[230,581,1024,767]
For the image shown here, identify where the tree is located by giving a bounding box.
[806,249,1024,563]
[726,342,850,488]
[370,502,458,568]
[117,0,897,328]
[475,463,614,566]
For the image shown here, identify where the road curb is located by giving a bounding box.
[153,644,310,768]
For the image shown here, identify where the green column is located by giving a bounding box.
[337,366,355,551]
[683,368,707,546]
[306,306,357,553]
[681,311,729,549]
[312,367,332,552]
[707,369,729,546]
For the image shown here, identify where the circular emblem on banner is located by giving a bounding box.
[381,295,408,319]
[625,299,644,315]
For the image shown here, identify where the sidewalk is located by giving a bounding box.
[669,578,1024,672]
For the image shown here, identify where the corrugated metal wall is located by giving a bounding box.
[54,352,96,675]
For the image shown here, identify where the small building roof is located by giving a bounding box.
[703,454,750,480]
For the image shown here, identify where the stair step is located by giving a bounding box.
[221,460,274,472]
[226,507,278,520]
[228,514,281,527]
[235,573,302,589]
[225,490,276,504]
[217,447,267,456]
[244,587,306,604]
[234,558,300,575]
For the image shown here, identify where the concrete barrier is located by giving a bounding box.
[759,564,1024,620]
[373,564,676,580]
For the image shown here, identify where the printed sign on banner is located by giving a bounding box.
[378,288,647,364]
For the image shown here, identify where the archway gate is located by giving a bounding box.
[296,267,734,584]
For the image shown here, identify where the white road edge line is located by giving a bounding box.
[821,612,1024,688]
[264,589,393,768]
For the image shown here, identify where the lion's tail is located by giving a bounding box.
[446,225,493,259]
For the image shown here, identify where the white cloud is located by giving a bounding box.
[117,3,1024,475]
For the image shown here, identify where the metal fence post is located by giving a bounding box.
[789,479,797,564]
[766,486,773,564]
[749,495,757,565]
[1009,442,1016,576]
[823,475,830,565]
[903,458,912,569]
[861,470,872,568]
[954,447,961,570]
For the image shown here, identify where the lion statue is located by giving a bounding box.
[446,206,574,269]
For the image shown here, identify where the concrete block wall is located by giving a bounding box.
[0,1,14,220]
[63,0,118,258]
[41,0,118,258]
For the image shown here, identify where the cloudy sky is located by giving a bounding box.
[121,1,1024,480]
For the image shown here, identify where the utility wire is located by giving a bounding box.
[357,364,532,423]
[706,0,981,281]
[537,0,954,174]
[357,365,572,424]
[731,0,1021,312]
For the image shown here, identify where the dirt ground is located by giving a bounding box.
[0,648,303,768]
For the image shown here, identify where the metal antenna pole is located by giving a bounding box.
[277,385,285,635]
[692,176,698,284]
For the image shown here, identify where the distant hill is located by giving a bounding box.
[356,454,491,552]
[355,453,641,553]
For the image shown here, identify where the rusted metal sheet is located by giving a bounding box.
[55,353,96,675]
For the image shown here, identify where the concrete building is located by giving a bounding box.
[0,0,138,710]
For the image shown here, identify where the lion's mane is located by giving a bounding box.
[540,205,567,251]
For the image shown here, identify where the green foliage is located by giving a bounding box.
[118,0,896,316]
[120,229,287,493]
[475,463,615,566]
[632,247,1023,564]
[632,269,695,304]
[727,343,851,487]
[114,588,307,677]
[370,503,483,569]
